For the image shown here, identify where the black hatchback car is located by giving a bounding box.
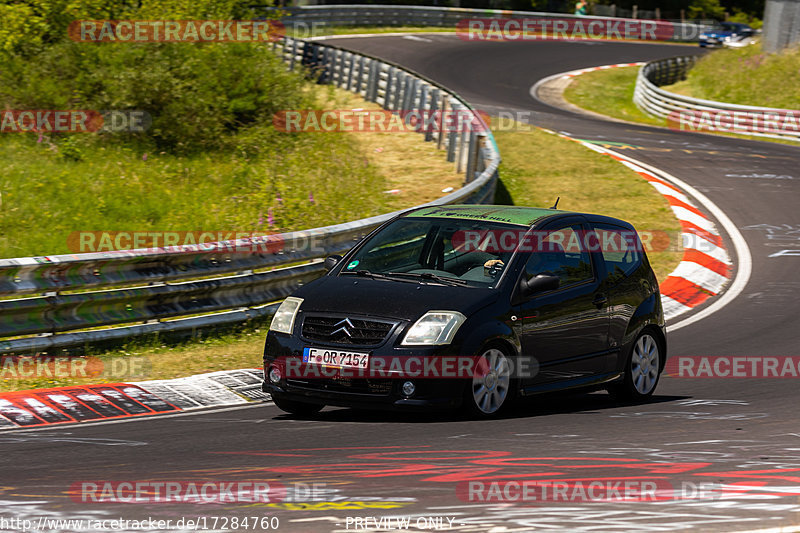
[263,205,666,417]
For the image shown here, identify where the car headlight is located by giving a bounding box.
[269,297,303,334]
[401,311,466,345]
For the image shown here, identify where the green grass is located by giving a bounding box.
[661,44,800,109]
[0,117,682,392]
[0,86,464,259]
[563,66,666,126]
[563,62,800,145]
[0,132,386,258]
[0,326,269,393]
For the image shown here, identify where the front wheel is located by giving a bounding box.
[464,346,516,417]
[608,329,662,401]
[271,394,324,416]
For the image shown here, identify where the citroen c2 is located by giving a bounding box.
[263,205,666,417]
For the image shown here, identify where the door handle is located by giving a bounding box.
[592,294,608,307]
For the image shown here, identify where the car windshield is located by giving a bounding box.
[719,22,749,32]
[339,216,522,287]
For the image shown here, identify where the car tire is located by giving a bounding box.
[464,344,517,417]
[608,328,662,401]
[271,394,324,416]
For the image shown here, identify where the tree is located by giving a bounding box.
[688,0,726,20]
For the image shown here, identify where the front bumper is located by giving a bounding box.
[263,332,472,411]
[262,380,463,411]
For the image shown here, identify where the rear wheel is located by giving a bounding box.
[464,345,516,417]
[271,394,324,416]
[608,329,662,401]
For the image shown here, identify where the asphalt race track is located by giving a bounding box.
[2,36,800,533]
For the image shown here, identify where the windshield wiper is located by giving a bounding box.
[341,270,417,283]
[386,271,471,286]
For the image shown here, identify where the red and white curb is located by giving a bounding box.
[539,128,732,322]
[561,62,645,77]
[0,369,266,430]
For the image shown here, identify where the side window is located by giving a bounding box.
[525,225,593,286]
[594,224,642,282]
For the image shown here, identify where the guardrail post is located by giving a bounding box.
[419,84,430,137]
[437,94,447,150]
[395,74,408,111]
[476,135,487,175]
[377,64,389,106]
[346,52,355,91]
[323,48,333,84]
[366,60,378,102]
[403,78,417,112]
[289,39,298,71]
[356,56,366,95]
[446,104,458,162]
[332,49,340,86]
[465,130,478,182]
[456,115,466,173]
[427,89,439,143]
[385,67,396,110]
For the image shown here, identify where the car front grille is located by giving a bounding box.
[286,378,393,396]
[301,315,397,346]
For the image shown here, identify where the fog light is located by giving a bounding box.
[268,366,282,384]
[402,381,415,397]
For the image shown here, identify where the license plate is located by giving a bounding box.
[303,347,370,369]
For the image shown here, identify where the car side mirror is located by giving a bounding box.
[521,274,560,297]
[324,255,342,271]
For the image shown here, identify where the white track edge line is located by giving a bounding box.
[599,148,752,332]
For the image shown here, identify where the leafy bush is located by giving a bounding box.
[0,40,312,153]
[0,0,269,54]
[728,10,762,29]
[688,0,726,20]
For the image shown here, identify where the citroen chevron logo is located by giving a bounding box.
[330,318,355,337]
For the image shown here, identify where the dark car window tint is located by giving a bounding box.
[344,217,519,287]
[524,225,593,286]
[594,224,642,281]
[353,219,430,273]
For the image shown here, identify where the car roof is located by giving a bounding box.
[404,205,637,231]
[404,204,572,227]
[720,22,750,29]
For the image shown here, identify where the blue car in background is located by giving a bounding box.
[699,22,756,47]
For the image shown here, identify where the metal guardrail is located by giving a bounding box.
[634,56,800,142]
[273,4,706,42]
[0,37,500,355]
